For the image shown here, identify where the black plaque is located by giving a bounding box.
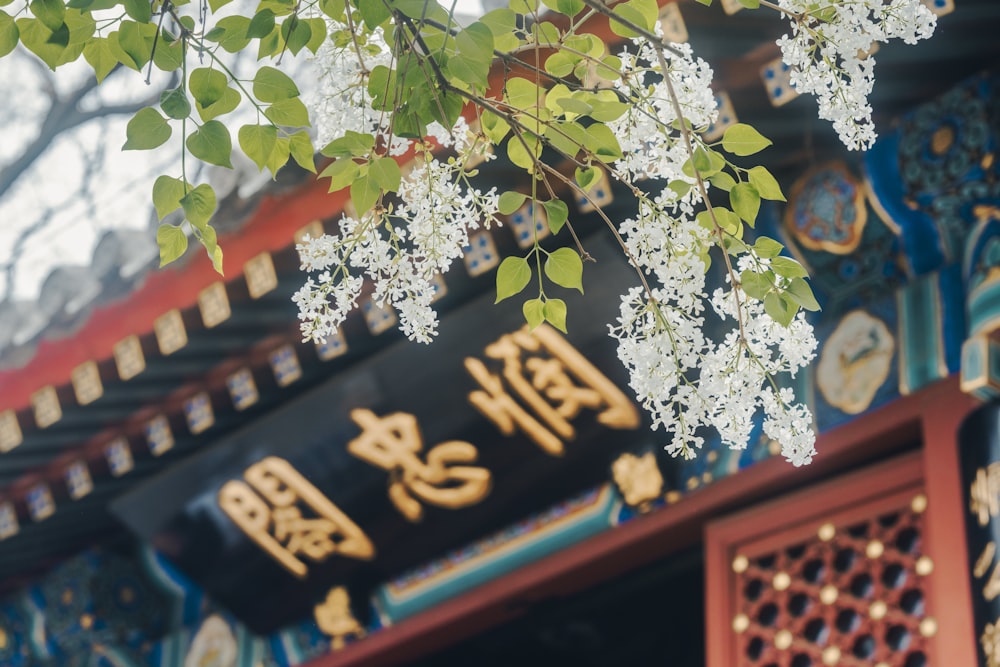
[111,236,669,633]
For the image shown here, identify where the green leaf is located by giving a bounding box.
[709,171,736,192]
[186,120,233,168]
[608,0,657,38]
[447,55,490,89]
[786,277,820,311]
[738,0,760,7]
[575,166,599,191]
[304,17,325,53]
[319,158,359,192]
[770,256,809,279]
[545,51,576,78]
[541,199,568,235]
[481,111,510,145]
[238,124,278,171]
[189,67,228,107]
[152,175,185,220]
[748,166,785,201]
[480,8,515,35]
[541,0,584,16]
[212,15,251,52]
[544,247,583,293]
[210,245,224,275]
[730,182,761,225]
[116,19,155,69]
[280,15,310,55]
[456,21,494,64]
[523,298,544,330]
[667,179,691,198]
[508,0,538,15]
[507,134,540,171]
[264,97,309,126]
[752,236,784,259]
[156,224,188,266]
[357,0,390,28]
[764,291,796,327]
[721,123,772,156]
[247,8,275,38]
[0,11,18,58]
[543,298,568,333]
[152,30,183,70]
[179,183,216,228]
[29,0,64,32]
[253,65,300,102]
[123,0,150,23]
[321,131,374,158]
[288,131,316,173]
[498,191,527,215]
[257,26,280,59]
[495,256,531,303]
[264,136,290,176]
[17,18,72,69]
[195,86,240,121]
[208,0,233,11]
[350,173,380,213]
[739,269,771,301]
[160,87,191,120]
[505,77,542,110]
[123,107,171,150]
[369,156,401,193]
[584,123,623,162]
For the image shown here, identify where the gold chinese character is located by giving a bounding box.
[315,586,366,650]
[218,457,374,579]
[464,324,640,455]
[971,464,1000,526]
[612,452,664,509]
[984,619,1000,667]
[976,542,997,578]
[348,409,492,522]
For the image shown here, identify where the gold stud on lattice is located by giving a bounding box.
[875,662,891,667]
[773,572,791,591]
[665,490,682,504]
[869,600,887,620]
[920,617,938,637]
[822,646,841,666]
[732,614,750,633]
[911,493,928,514]
[820,585,839,605]
[866,540,885,559]
[818,522,836,542]
[916,556,934,576]
[732,554,749,573]
[774,629,793,651]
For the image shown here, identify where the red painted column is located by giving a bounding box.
[919,378,979,666]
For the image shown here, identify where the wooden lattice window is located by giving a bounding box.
[707,453,940,667]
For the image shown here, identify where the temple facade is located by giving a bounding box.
[0,1,999,666]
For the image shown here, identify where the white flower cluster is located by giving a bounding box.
[776,0,936,149]
[610,229,818,466]
[611,41,716,182]
[310,22,393,148]
[293,128,499,345]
